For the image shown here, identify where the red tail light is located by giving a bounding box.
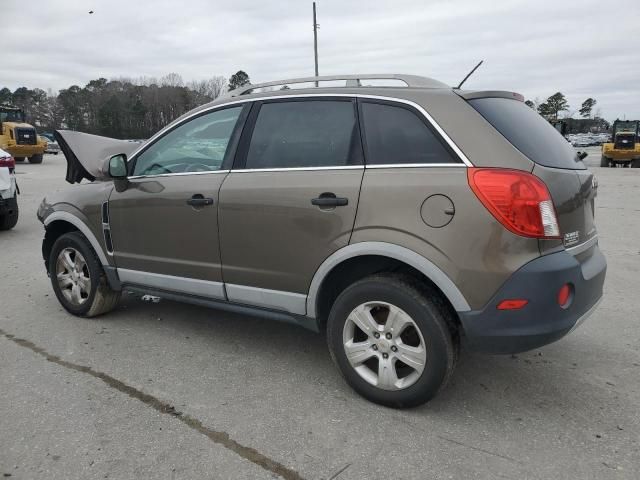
[468,168,561,239]
[0,156,15,169]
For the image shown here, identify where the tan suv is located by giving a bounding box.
[38,74,606,407]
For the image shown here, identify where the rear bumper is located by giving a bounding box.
[459,247,606,354]
[603,149,640,160]
[5,145,45,157]
[0,194,17,213]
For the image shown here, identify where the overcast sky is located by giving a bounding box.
[4,0,639,120]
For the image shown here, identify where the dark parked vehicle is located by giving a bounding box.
[38,74,606,407]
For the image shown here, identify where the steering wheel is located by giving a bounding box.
[185,163,212,173]
[144,163,173,175]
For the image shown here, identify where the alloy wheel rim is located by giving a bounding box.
[342,301,427,391]
[56,248,91,306]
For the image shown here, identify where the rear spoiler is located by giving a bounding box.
[455,90,525,102]
[54,130,141,184]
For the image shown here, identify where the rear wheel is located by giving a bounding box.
[49,232,120,317]
[600,156,610,167]
[29,154,43,164]
[0,196,18,230]
[14,156,25,162]
[327,274,457,408]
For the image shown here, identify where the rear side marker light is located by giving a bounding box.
[497,299,528,310]
[468,168,561,239]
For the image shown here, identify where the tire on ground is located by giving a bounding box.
[28,154,43,164]
[600,156,609,167]
[49,231,120,317]
[327,273,457,408]
[0,196,19,230]
[14,157,25,162]
[631,159,640,168]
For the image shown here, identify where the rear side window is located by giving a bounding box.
[360,101,458,165]
[469,97,585,170]
[245,100,361,169]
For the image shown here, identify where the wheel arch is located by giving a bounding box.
[307,242,471,324]
[43,212,109,267]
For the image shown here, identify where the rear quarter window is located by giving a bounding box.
[469,97,585,170]
[360,101,459,165]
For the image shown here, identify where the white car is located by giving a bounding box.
[0,147,18,230]
[44,138,61,154]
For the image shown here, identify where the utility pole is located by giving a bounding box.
[313,2,319,86]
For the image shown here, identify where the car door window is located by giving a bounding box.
[133,106,243,176]
[244,100,361,169]
[360,101,458,165]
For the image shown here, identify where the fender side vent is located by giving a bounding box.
[101,201,109,224]
[103,228,113,253]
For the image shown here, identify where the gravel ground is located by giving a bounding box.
[1,149,638,479]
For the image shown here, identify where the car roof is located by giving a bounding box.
[165,74,524,134]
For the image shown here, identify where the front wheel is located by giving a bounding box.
[14,156,25,162]
[327,274,457,408]
[600,156,610,167]
[49,232,120,317]
[29,154,43,164]
[0,196,18,230]
[631,159,640,168]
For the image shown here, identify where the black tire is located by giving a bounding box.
[14,156,25,162]
[327,274,457,408]
[49,231,120,317]
[631,159,640,168]
[0,196,18,230]
[53,152,59,155]
[29,154,43,164]
[600,156,609,167]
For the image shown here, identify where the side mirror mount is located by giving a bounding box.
[108,154,129,192]
[577,151,588,161]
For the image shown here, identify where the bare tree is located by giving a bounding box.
[160,73,184,87]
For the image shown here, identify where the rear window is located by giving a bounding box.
[245,100,360,169]
[469,97,585,170]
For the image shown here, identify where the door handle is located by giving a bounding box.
[311,193,349,208]
[187,194,214,207]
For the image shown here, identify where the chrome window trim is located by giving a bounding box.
[565,235,598,256]
[366,163,466,169]
[128,169,230,180]
[231,165,364,174]
[125,93,474,168]
[118,269,226,300]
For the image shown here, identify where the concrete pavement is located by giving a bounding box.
[1,150,638,479]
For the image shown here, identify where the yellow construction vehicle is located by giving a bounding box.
[601,120,640,168]
[0,104,47,164]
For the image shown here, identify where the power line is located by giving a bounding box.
[313,2,319,86]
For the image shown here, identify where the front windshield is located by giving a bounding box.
[0,109,25,123]
[615,122,637,134]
